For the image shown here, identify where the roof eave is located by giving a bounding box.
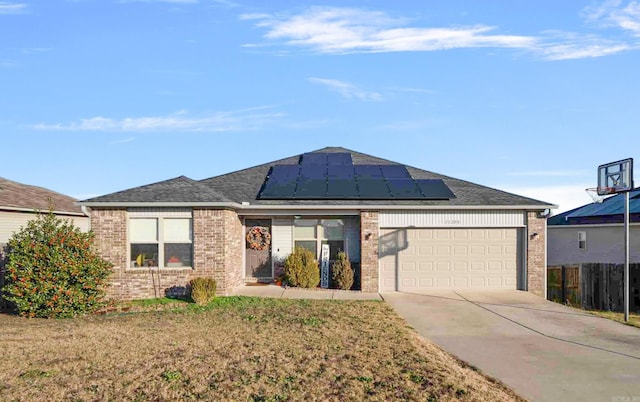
[0,205,86,216]
[80,201,243,208]
[79,201,555,211]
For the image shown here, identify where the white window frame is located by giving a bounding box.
[293,218,345,260]
[578,231,587,250]
[128,213,193,269]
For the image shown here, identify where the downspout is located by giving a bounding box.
[81,205,91,230]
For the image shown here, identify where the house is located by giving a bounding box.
[0,177,90,250]
[81,147,554,300]
[548,188,640,265]
[0,177,90,305]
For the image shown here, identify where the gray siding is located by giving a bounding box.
[548,225,640,265]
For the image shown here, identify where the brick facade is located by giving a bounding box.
[91,208,243,301]
[360,211,379,292]
[527,211,546,297]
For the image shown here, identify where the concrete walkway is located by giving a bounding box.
[232,284,383,300]
[383,290,640,402]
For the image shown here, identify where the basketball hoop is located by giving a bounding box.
[586,188,605,203]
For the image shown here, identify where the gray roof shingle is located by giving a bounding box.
[84,147,554,208]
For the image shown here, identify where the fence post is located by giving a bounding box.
[561,265,566,304]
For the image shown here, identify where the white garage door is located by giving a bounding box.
[379,228,521,292]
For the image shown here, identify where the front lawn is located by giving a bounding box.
[0,297,522,401]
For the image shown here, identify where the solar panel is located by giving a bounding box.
[295,178,327,198]
[415,179,456,199]
[357,178,390,198]
[381,165,411,179]
[300,164,327,180]
[354,165,383,178]
[328,165,355,179]
[259,165,300,199]
[387,179,422,198]
[300,153,327,165]
[327,153,353,166]
[327,180,358,198]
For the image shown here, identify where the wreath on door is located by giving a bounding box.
[246,226,271,251]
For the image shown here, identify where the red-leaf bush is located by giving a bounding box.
[1,212,112,318]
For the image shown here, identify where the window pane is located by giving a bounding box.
[131,244,159,267]
[130,219,158,242]
[294,219,317,239]
[321,219,344,240]
[164,218,192,242]
[321,240,345,260]
[165,243,192,267]
[295,240,317,257]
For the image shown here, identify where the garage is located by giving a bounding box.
[379,228,523,292]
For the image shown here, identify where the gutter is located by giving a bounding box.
[0,205,86,217]
[79,201,557,211]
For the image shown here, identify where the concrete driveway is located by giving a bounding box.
[382,290,640,402]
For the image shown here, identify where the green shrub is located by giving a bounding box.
[284,247,319,288]
[1,211,112,318]
[331,251,354,290]
[189,277,217,305]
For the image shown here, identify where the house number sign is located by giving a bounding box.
[320,244,330,289]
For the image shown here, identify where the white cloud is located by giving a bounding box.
[0,2,27,14]
[583,0,640,36]
[535,31,631,60]
[244,7,536,54]
[32,107,285,132]
[499,184,595,214]
[506,169,590,178]
[110,137,136,145]
[242,6,638,60]
[309,77,382,101]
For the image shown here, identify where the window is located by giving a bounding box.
[578,231,587,250]
[293,218,345,260]
[130,217,192,268]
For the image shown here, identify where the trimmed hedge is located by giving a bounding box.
[331,251,354,290]
[284,247,319,288]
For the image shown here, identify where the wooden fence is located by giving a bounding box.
[547,263,640,312]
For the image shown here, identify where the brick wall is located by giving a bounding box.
[91,208,243,301]
[527,211,546,297]
[360,211,379,292]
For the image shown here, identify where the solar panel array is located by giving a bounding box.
[259,152,456,200]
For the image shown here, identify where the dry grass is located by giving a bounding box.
[0,297,523,401]
[587,309,640,328]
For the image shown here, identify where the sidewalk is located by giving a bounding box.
[232,284,382,301]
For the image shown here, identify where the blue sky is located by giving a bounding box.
[1,0,639,213]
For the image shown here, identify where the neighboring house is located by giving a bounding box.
[0,177,90,306]
[0,177,90,249]
[548,189,640,265]
[81,147,554,300]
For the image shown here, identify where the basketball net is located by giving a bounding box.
[585,188,605,203]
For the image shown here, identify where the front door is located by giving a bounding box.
[245,219,272,278]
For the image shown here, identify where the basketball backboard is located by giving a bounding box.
[597,158,634,195]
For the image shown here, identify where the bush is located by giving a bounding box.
[331,251,354,290]
[284,247,319,288]
[1,212,112,318]
[189,277,217,305]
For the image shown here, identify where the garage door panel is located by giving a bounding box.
[380,228,520,291]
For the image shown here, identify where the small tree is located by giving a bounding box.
[331,251,354,290]
[284,247,319,288]
[1,212,112,318]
